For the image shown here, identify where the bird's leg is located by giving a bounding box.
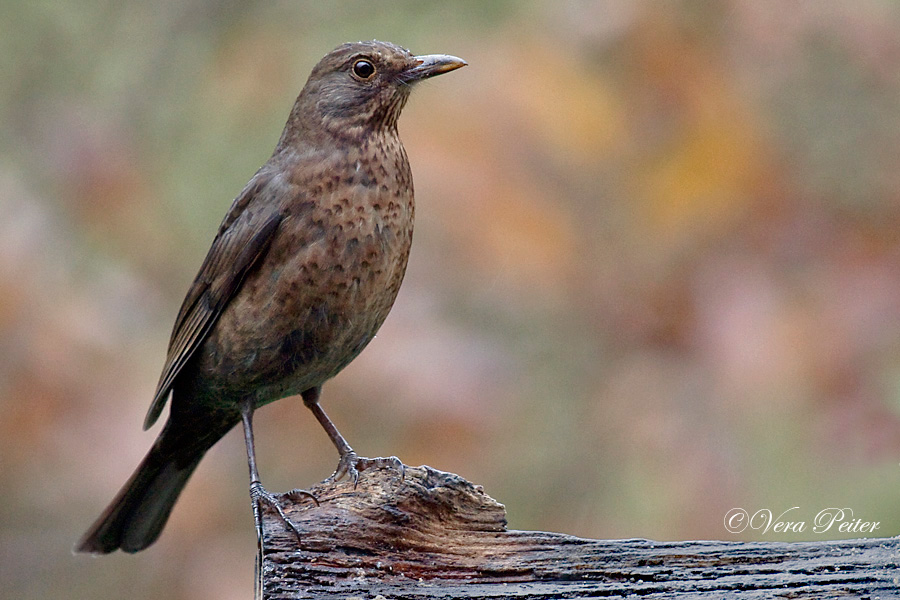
[301,387,404,485]
[240,400,311,545]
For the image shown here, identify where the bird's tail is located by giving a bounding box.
[75,426,206,554]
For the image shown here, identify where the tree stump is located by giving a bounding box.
[258,465,898,599]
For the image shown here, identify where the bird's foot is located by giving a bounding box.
[249,481,305,543]
[328,450,405,486]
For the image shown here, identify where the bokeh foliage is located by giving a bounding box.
[2,2,900,599]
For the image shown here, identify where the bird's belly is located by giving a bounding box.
[195,221,410,404]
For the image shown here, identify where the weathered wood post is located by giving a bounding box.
[257,465,898,599]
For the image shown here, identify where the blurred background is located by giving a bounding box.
[3,1,900,598]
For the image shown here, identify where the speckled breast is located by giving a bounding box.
[197,137,414,405]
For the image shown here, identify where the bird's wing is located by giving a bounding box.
[143,172,284,430]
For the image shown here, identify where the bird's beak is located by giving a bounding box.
[403,54,467,82]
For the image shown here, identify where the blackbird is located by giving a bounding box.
[76,40,466,554]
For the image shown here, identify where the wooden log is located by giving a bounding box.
[257,464,898,599]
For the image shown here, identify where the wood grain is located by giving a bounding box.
[257,465,899,599]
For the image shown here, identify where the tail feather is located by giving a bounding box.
[76,440,204,554]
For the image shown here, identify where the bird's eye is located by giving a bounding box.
[352,59,376,79]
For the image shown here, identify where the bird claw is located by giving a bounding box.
[284,487,320,507]
[250,481,303,543]
[328,451,405,487]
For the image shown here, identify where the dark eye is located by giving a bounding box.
[352,59,376,79]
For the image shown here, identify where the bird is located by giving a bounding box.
[76,40,466,554]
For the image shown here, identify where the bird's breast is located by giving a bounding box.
[202,142,415,400]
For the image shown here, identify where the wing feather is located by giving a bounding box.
[143,174,284,430]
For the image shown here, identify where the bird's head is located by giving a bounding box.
[279,41,466,147]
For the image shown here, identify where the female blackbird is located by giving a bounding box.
[76,40,466,554]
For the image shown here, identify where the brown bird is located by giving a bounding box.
[76,40,466,554]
